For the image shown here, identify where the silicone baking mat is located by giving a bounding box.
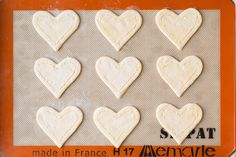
[0,0,235,157]
[13,10,220,146]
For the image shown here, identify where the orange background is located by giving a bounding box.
[0,0,235,157]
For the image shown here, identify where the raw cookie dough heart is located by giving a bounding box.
[34,57,81,98]
[156,8,202,50]
[33,10,80,51]
[96,56,142,98]
[156,103,202,144]
[156,56,203,97]
[95,10,142,51]
[94,106,140,148]
[37,106,83,148]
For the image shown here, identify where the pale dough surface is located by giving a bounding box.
[156,103,203,144]
[156,8,202,50]
[33,10,80,51]
[34,57,81,98]
[95,10,142,51]
[156,56,203,97]
[36,106,83,148]
[14,10,220,146]
[96,56,142,99]
[93,106,140,148]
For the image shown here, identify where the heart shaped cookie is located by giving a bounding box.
[156,56,203,97]
[156,8,202,50]
[94,106,140,148]
[37,106,83,148]
[95,10,142,51]
[33,10,80,51]
[156,103,202,144]
[34,57,81,98]
[96,56,142,98]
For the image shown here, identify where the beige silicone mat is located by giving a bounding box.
[13,10,220,146]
